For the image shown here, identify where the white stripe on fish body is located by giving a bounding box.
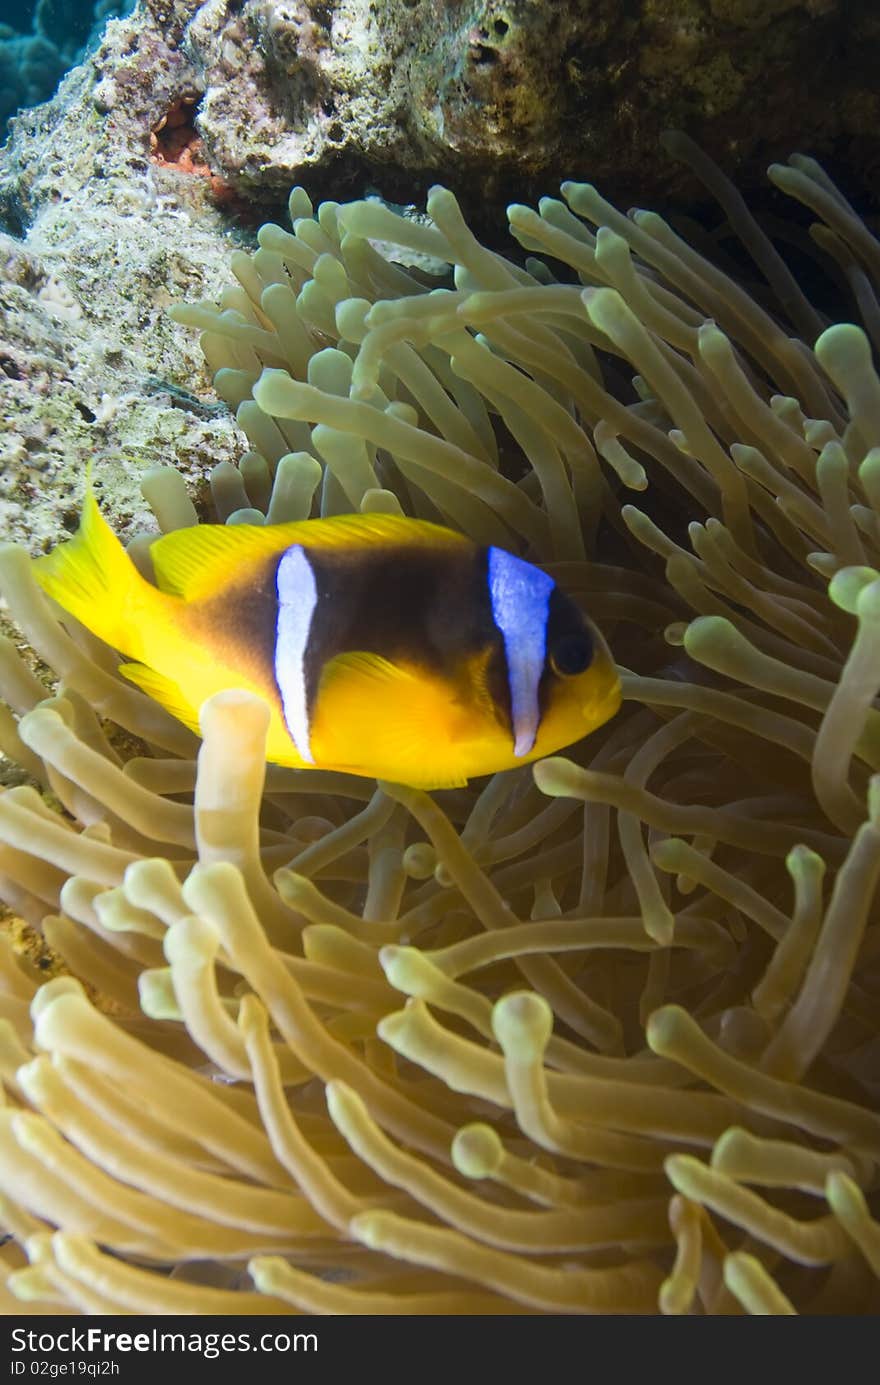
[275,544,318,764]
[487,546,554,757]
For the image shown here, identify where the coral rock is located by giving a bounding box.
[178,0,876,209]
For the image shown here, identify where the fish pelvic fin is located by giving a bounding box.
[118,663,201,734]
[33,490,164,663]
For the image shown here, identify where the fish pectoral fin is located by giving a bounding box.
[314,651,470,789]
[119,662,202,735]
[321,650,419,689]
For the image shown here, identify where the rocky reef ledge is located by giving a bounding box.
[1,0,878,550]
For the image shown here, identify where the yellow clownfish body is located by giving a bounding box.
[34,494,621,789]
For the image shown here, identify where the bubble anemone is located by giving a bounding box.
[1,135,879,1314]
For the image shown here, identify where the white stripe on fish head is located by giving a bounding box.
[487,546,554,757]
[275,544,318,765]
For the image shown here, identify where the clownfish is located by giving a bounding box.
[34,494,620,789]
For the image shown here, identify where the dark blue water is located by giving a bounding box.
[1,0,135,133]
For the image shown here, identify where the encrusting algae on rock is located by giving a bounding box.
[0,134,879,1313]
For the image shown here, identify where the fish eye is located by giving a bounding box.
[550,632,593,676]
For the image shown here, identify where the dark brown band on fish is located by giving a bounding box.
[292,542,512,734]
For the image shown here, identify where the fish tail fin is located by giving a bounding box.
[34,489,164,662]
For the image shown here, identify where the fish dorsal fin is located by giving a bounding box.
[295,512,468,550]
[149,523,295,599]
[150,512,468,600]
[313,651,471,790]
